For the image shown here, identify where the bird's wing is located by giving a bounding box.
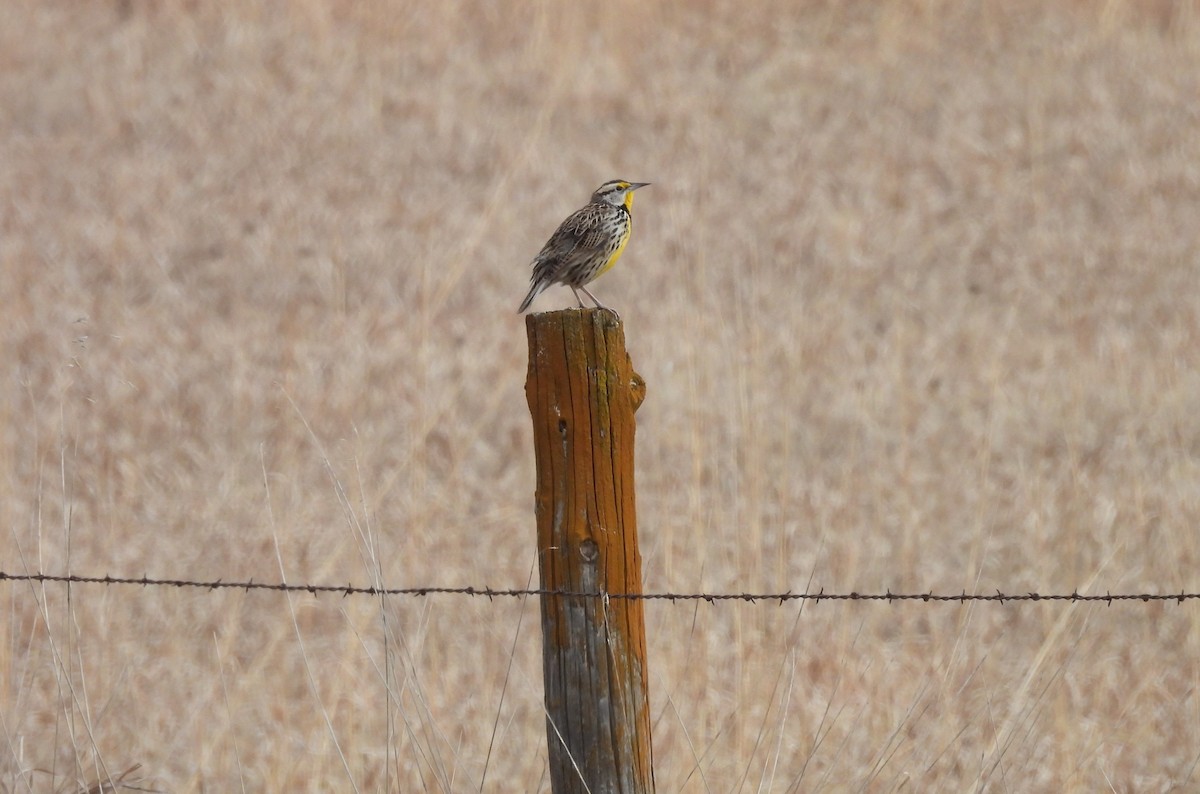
[537,205,608,262]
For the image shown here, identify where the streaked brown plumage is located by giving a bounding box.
[518,179,650,314]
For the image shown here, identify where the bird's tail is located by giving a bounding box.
[517,279,546,314]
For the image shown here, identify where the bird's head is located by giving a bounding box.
[592,180,650,211]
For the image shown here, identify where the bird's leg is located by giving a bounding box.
[570,286,587,308]
[579,285,619,321]
[578,285,607,309]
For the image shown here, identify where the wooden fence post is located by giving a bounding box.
[524,308,654,793]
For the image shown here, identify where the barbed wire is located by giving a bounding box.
[1,571,1196,605]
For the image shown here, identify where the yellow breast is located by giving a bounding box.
[597,222,632,278]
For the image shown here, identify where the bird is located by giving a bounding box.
[518,179,650,314]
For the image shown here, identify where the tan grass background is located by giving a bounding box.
[3,0,1200,790]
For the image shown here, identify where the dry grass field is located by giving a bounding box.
[3,0,1200,790]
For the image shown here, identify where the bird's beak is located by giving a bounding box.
[630,182,651,190]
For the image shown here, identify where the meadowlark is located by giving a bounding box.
[517,179,650,314]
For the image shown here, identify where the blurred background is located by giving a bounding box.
[2,0,1199,790]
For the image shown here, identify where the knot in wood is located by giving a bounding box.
[579,539,599,562]
[630,370,647,412]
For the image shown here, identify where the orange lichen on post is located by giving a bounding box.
[524,308,654,794]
